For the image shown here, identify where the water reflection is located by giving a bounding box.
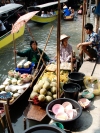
[0,13,96,132]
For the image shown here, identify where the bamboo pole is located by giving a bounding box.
[30,26,54,87]
[13,33,17,68]
[71,52,73,72]
[23,117,27,130]
[57,0,61,99]
[0,114,5,130]
[94,0,99,33]
[4,103,14,133]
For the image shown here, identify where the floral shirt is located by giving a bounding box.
[60,43,72,62]
[86,31,98,47]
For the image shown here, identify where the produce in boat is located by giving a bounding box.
[0,91,6,94]
[62,102,73,110]
[38,94,45,102]
[11,78,17,85]
[10,87,18,93]
[43,81,50,90]
[40,88,47,95]
[23,61,31,68]
[3,81,9,86]
[21,74,32,83]
[17,79,24,86]
[45,96,53,103]
[53,94,57,99]
[13,93,20,98]
[30,91,38,99]
[18,89,24,94]
[17,59,26,68]
[0,85,5,91]
[46,91,52,97]
[5,78,11,84]
[55,112,68,120]
[33,84,41,93]
[51,86,57,94]
[51,101,78,120]
[50,81,57,87]
[5,86,11,92]
[52,104,65,115]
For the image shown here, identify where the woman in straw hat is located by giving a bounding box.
[59,34,73,62]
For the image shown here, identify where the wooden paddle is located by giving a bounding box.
[30,25,54,88]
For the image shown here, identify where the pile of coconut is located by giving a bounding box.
[52,102,78,120]
[30,77,64,104]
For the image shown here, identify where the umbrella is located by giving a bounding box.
[11,11,39,34]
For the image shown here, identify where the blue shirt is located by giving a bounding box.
[86,31,100,55]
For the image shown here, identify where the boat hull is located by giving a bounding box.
[0,25,25,49]
[63,16,74,21]
[31,14,57,24]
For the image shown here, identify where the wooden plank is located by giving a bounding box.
[79,61,96,76]
[23,103,46,121]
[92,64,100,78]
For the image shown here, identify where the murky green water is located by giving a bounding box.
[0,12,95,133]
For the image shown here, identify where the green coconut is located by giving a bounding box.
[38,94,45,102]
[50,82,57,87]
[33,84,41,93]
[51,86,57,94]
[45,96,53,103]
[43,81,50,90]
[40,88,47,95]
[53,94,57,99]
[30,91,38,99]
[46,91,52,97]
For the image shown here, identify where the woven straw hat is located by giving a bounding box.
[60,34,70,41]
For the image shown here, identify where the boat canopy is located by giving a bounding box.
[29,0,67,9]
[0,3,23,15]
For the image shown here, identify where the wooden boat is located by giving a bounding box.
[0,3,25,49]
[0,64,45,106]
[63,15,74,21]
[27,0,67,24]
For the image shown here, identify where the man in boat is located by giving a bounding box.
[77,23,98,61]
[15,40,50,67]
[41,11,47,17]
[63,5,71,17]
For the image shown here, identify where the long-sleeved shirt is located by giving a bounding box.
[17,48,50,65]
[60,43,72,62]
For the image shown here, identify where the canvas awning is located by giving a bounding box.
[0,3,23,15]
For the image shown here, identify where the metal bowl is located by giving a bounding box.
[22,124,66,133]
[46,98,82,123]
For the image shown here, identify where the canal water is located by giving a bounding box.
[0,12,95,133]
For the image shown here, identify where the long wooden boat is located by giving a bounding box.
[0,3,25,49]
[28,0,67,24]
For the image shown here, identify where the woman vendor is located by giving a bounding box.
[15,40,50,67]
[55,34,76,63]
[60,34,73,62]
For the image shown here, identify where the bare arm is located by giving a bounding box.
[77,41,92,49]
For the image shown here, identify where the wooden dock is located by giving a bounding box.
[79,58,100,78]
[49,58,100,133]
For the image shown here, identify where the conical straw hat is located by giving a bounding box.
[60,34,70,41]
